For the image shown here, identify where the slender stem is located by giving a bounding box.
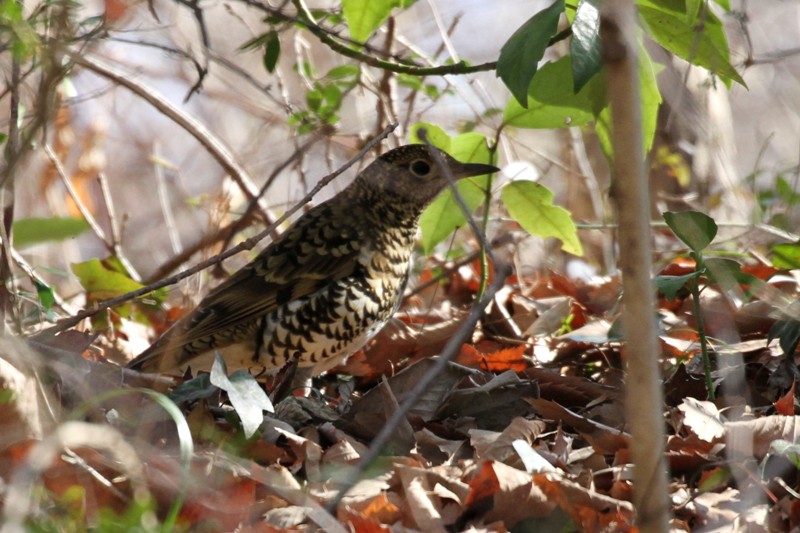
[476,174,493,299]
[691,256,715,400]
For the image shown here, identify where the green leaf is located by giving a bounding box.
[13,216,90,248]
[655,272,698,300]
[637,0,744,87]
[502,180,583,256]
[639,47,662,152]
[71,258,144,301]
[170,373,217,404]
[409,122,452,150]
[503,56,596,129]
[771,243,800,270]
[497,0,565,107]
[571,0,602,92]
[342,0,398,42]
[263,32,280,73]
[210,353,274,439]
[34,279,55,311]
[663,210,717,253]
[712,0,730,11]
[704,257,758,290]
[412,126,495,254]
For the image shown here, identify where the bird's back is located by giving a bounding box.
[128,191,416,374]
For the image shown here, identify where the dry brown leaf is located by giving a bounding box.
[725,415,800,459]
[396,465,447,532]
[465,460,554,528]
[534,473,635,531]
[774,379,797,416]
[469,417,546,463]
[678,397,726,442]
[528,399,629,455]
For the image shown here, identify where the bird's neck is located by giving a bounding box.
[351,179,422,230]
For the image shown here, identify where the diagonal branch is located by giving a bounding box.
[68,51,275,226]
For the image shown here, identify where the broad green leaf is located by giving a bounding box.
[772,243,800,270]
[637,0,744,87]
[419,180,488,255]
[685,0,702,21]
[13,216,90,248]
[210,353,274,438]
[342,0,397,42]
[502,180,583,256]
[497,0,564,107]
[704,257,761,292]
[409,122,452,151]
[655,272,698,300]
[503,57,596,129]
[571,0,602,92]
[263,32,280,73]
[663,211,717,252]
[71,258,144,301]
[413,129,495,254]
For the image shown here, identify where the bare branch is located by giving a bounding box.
[68,51,276,226]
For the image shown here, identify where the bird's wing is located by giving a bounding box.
[129,201,367,370]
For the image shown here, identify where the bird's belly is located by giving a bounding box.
[258,274,402,374]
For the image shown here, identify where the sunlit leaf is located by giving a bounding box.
[771,243,800,270]
[210,354,274,439]
[71,258,144,301]
[637,0,744,87]
[502,180,583,256]
[342,0,400,42]
[571,0,602,92]
[413,128,495,254]
[503,57,596,129]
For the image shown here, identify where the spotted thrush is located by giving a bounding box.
[127,144,499,375]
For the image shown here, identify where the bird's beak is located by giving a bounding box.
[452,161,501,179]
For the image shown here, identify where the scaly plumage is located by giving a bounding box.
[127,144,499,375]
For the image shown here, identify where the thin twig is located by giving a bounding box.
[11,249,78,316]
[68,51,275,226]
[326,263,511,511]
[96,172,131,269]
[151,143,183,256]
[172,0,211,101]
[290,0,497,76]
[32,124,398,338]
[416,129,499,274]
[0,25,22,331]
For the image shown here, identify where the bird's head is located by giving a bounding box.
[355,144,499,211]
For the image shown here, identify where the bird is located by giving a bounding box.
[127,144,499,375]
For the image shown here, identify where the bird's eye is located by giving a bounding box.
[409,159,431,177]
